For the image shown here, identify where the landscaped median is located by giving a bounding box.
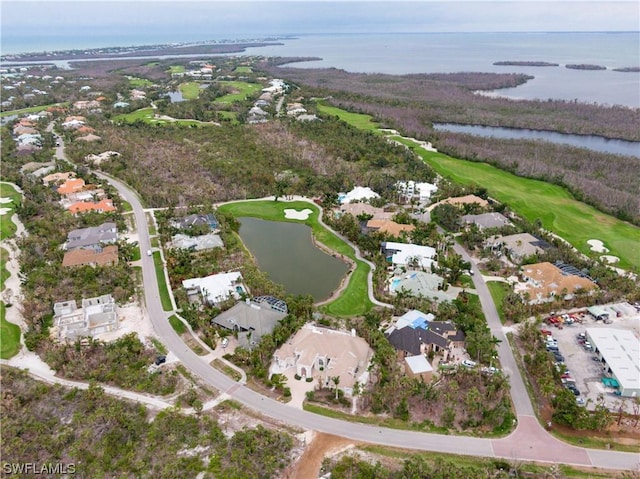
[153,252,173,311]
[216,200,374,317]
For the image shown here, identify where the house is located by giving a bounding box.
[336,203,393,221]
[22,161,55,178]
[487,232,550,262]
[182,271,246,305]
[365,219,415,237]
[461,212,512,230]
[170,213,219,231]
[385,310,465,361]
[338,186,380,204]
[68,199,116,215]
[62,245,119,268]
[168,233,224,251]
[52,294,118,340]
[388,270,460,303]
[395,181,438,203]
[76,134,102,142]
[405,355,434,382]
[56,178,86,195]
[65,222,117,251]
[211,297,288,348]
[271,324,373,396]
[429,194,489,211]
[516,262,597,304]
[381,241,436,269]
[43,171,76,186]
[113,101,130,108]
[84,151,120,165]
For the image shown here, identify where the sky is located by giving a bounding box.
[1,1,639,54]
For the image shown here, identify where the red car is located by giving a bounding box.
[540,329,552,336]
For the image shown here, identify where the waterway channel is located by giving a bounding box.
[433,123,640,158]
[237,217,349,301]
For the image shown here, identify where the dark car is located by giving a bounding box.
[553,353,565,361]
[155,355,166,365]
[546,345,559,351]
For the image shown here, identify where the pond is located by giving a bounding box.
[237,217,349,301]
[433,123,640,158]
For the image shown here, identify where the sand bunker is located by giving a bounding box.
[600,255,620,264]
[0,208,12,215]
[587,239,609,253]
[0,197,13,204]
[284,208,313,220]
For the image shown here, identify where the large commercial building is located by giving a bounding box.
[586,328,640,398]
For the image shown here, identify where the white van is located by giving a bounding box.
[147,249,152,257]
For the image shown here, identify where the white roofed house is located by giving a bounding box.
[182,272,246,306]
[395,181,438,203]
[382,241,436,270]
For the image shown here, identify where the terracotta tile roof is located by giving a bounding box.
[366,219,415,237]
[62,245,118,267]
[520,262,597,302]
[69,199,115,214]
[56,178,85,194]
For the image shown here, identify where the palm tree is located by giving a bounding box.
[332,376,341,400]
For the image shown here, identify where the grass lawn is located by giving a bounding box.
[217,200,374,316]
[121,200,133,213]
[215,81,262,104]
[153,252,173,311]
[217,110,239,123]
[127,76,153,87]
[0,102,68,118]
[178,81,201,100]
[168,314,186,334]
[316,101,382,134]
[0,247,9,292]
[486,281,511,324]
[113,108,206,127]
[0,302,21,359]
[167,65,185,74]
[233,66,253,73]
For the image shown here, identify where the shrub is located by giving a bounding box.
[283,387,291,398]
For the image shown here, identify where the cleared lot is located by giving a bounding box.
[541,303,639,413]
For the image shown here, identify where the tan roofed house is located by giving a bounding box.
[42,171,76,185]
[429,194,489,210]
[337,203,393,221]
[518,262,597,304]
[271,324,373,396]
[366,219,415,237]
[62,245,118,268]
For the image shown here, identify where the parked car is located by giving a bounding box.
[577,332,586,340]
[561,372,572,379]
[462,359,477,368]
[546,345,559,351]
[221,337,229,348]
[583,341,593,350]
[154,355,166,365]
[540,329,553,336]
[576,397,586,405]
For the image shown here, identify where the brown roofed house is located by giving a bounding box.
[518,262,597,304]
[56,178,85,195]
[69,198,115,215]
[62,245,119,268]
[366,219,415,237]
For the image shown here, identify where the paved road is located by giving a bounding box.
[94,174,639,471]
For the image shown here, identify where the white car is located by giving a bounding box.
[462,359,477,368]
[221,337,229,348]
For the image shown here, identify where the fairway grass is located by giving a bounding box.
[167,65,185,73]
[316,102,382,134]
[127,76,153,87]
[0,247,9,292]
[0,183,21,240]
[178,81,201,100]
[215,81,262,104]
[0,302,21,359]
[113,108,207,127]
[308,104,639,270]
[217,200,374,316]
[0,102,68,118]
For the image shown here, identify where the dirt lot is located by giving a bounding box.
[541,303,639,414]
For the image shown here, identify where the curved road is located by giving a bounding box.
[98,173,638,471]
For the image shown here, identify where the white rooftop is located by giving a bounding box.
[339,186,380,204]
[384,241,436,269]
[183,272,243,304]
[586,328,640,394]
[405,355,433,374]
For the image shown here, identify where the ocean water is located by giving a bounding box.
[244,32,640,108]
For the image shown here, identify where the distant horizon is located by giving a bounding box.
[2,30,639,57]
[2,1,638,55]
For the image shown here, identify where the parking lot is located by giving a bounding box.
[540,303,639,413]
